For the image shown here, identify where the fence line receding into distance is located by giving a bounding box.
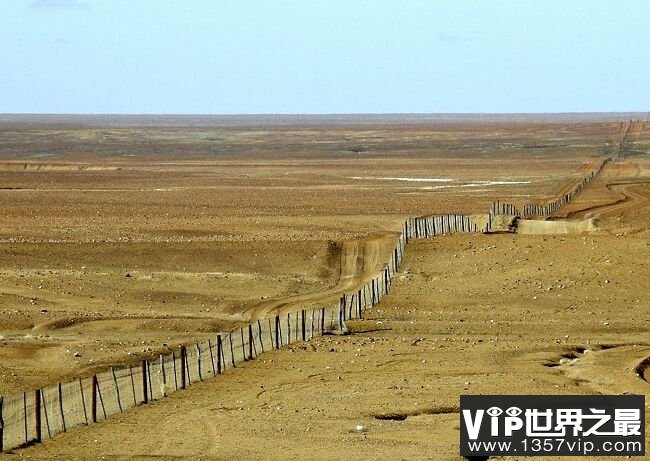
[0,158,608,453]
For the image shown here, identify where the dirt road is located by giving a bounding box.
[244,234,400,319]
[568,181,650,219]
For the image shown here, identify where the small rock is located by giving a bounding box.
[355,424,368,433]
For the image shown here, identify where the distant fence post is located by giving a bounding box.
[384,267,389,293]
[23,392,27,444]
[248,324,254,360]
[142,361,149,403]
[240,327,247,361]
[180,346,187,389]
[171,351,178,390]
[208,340,216,376]
[258,320,265,353]
[91,375,98,423]
[301,310,306,341]
[229,332,236,367]
[58,382,66,432]
[79,377,88,424]
[217,335,223,374]
[111,367,123,412]
[35,389,42,443]
[0,396,3,452]
[286,313,291,344]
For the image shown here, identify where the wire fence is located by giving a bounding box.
[492,158,609,223]
[0,159,607,453]
[0,211,448,451]
[0,308,345,451]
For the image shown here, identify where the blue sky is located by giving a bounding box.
[2,0,650,114]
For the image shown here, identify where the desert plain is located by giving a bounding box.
[0,114,649,460]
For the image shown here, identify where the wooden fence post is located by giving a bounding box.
[275,315,281,349]
[23,392,27,444]
[258,320,265,353]
[91,375,98,423]
[384,268,389,293]
[180,346,187,389]
[142,361,149,403]
[248,324,254,359]
[35,389,41,443]
[111,367,123,413]
[229,332,236,367]
[240,327,247,361]
[216,336,223,374]
[147,361,155,399]
[208,340,216,377]
[393,248,398,271]
[301,310,306,340]
[0,396,3,451]
[79,377,88,424]
[58,382,66,432]
[171,352,178,390]
[286,313,291,344]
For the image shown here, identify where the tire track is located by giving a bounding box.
[567,182,650,219]
[242,233,398,320]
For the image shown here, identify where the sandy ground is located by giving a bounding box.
[1,119,650,460]
[11,189,650,460]
[0,121,623,394]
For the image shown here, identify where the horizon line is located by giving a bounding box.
[1,112,648,127]
[1,111,649,116]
